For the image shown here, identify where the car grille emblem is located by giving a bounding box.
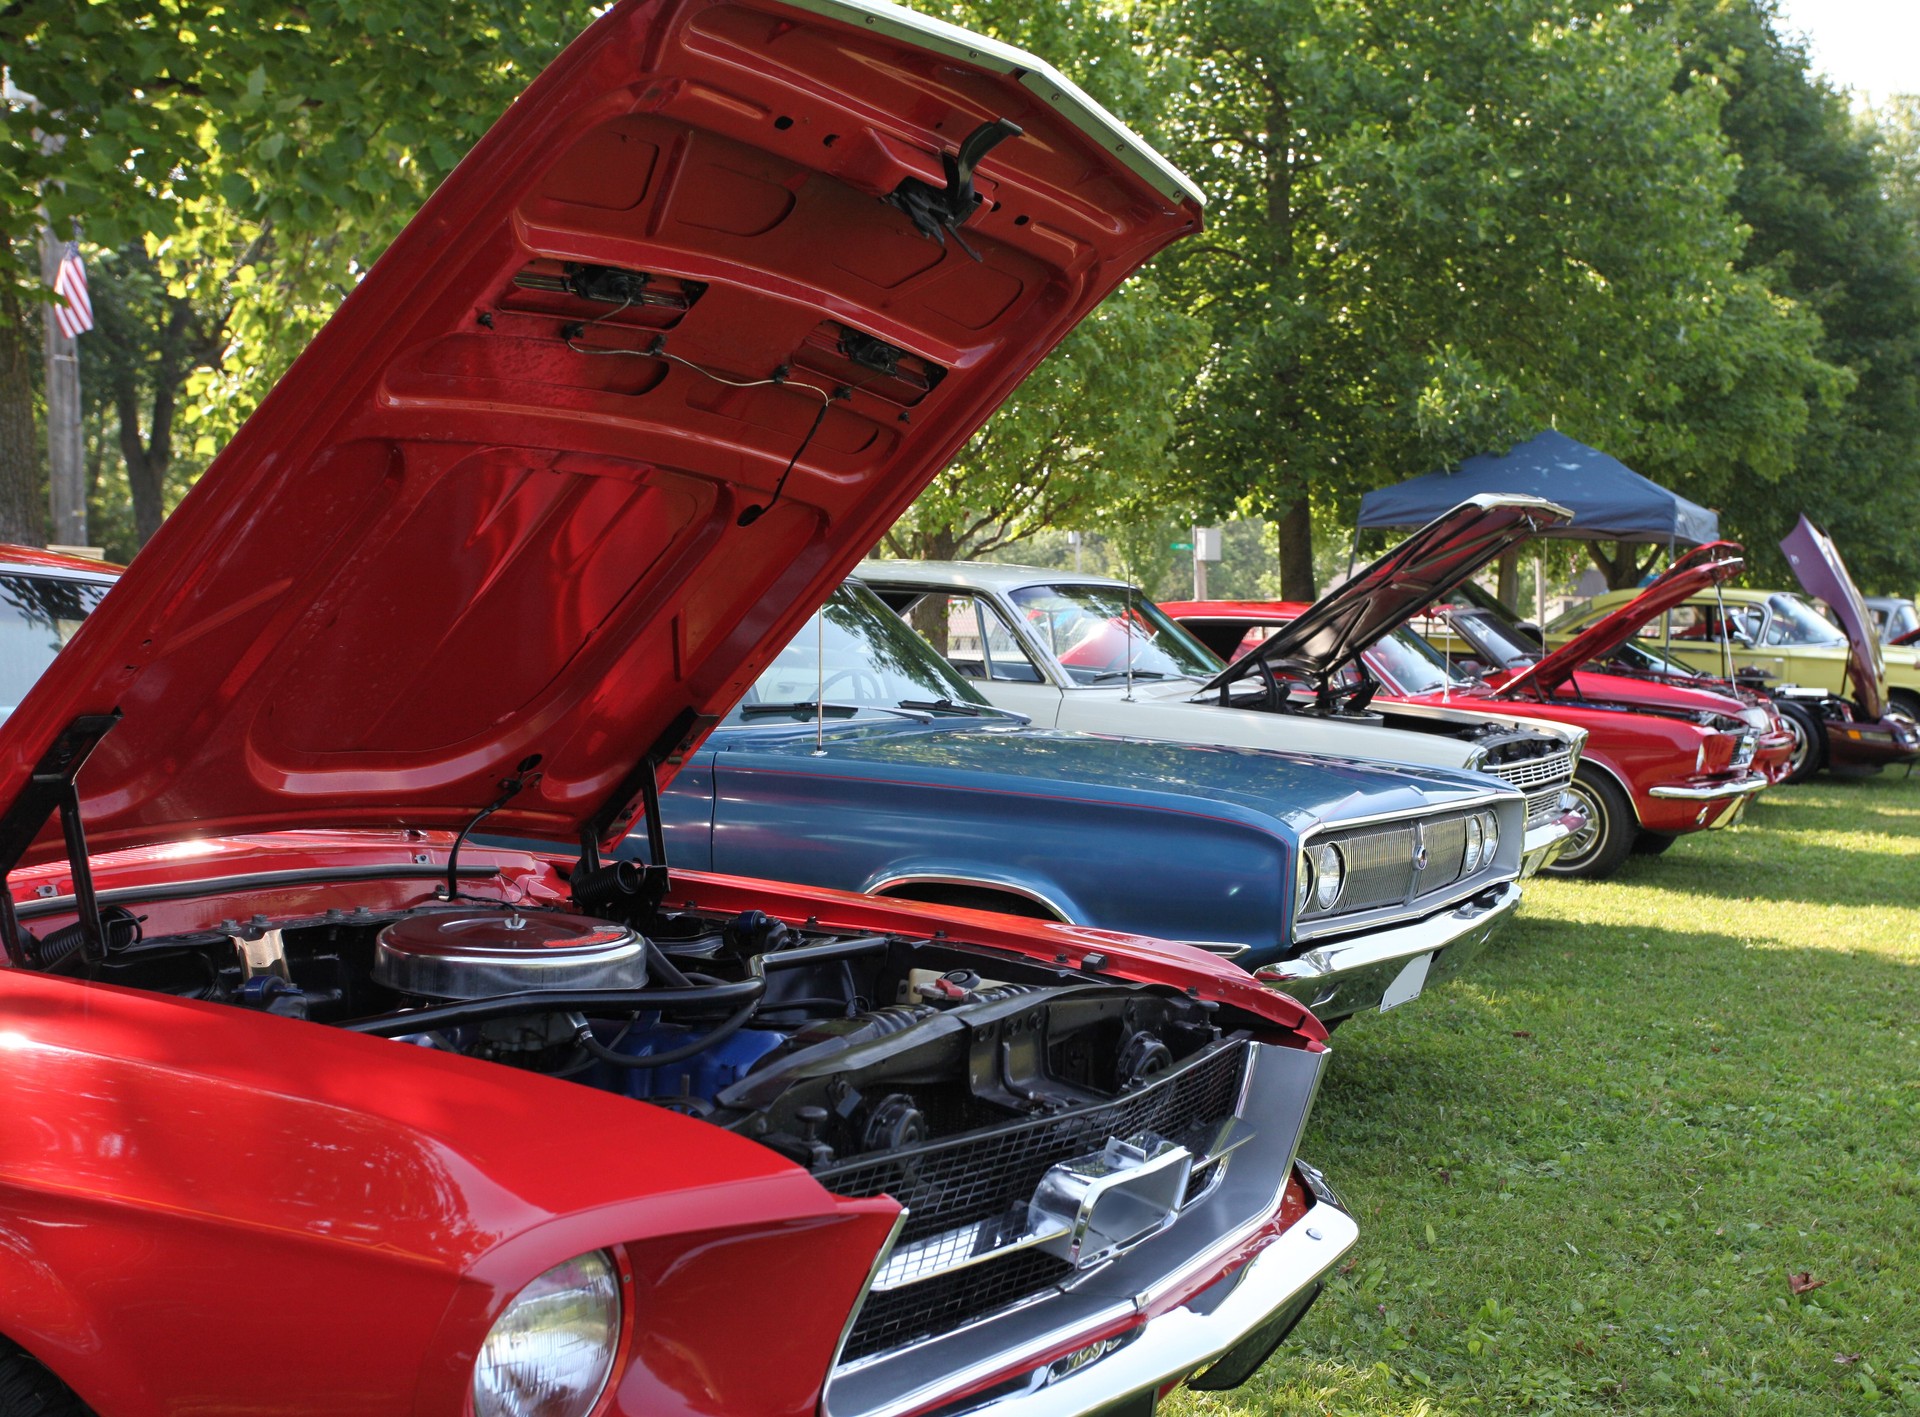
[1411,823,1429,872]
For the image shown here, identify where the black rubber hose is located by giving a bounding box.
[573,996,763,1069]
[341,978,764,1037]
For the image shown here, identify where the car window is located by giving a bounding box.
[1006,584,1222,683]
[1763,593,1846,647]
[1367,626,1469,695]
[911,594,1046,684]
[0,572,109,719]
[728,582,986,720]
[1886,602,1920,642]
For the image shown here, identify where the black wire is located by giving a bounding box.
[738,396,831,527]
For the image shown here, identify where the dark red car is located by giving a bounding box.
[0,5,1356,1416]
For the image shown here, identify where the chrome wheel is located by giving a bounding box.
[1555,779,1607,868]
[1784,712,1815,779]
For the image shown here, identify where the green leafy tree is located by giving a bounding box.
[1662,1,1920,591]
[1146,0,1840,596]
[0,0,596,545]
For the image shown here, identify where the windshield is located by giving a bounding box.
[728,581,987,722]
[1007,583,1222,684]
[1883,601,1920,642]
[1453,610,1542,668]
[1366,626,1470,694]
[0,571,109,719]
[1763,592,1848,647]
[1596,638,1701,677]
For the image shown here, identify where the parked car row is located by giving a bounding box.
[0,4,1911,1416]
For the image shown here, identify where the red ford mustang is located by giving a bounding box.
[1169,515,1774,880]
[0,4,1357,1415]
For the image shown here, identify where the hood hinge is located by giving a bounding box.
[0,712,121,969]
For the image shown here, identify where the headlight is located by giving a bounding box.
[474,1250,621,1417]
[1480,810,1499,865]
[1309,841,1345,911]
[1294,851,1313,915]
[1462,815,1484,873]
[1740,705,1771,732]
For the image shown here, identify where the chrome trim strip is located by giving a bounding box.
[1647,776,1769,801]
[1260,881,1520,987]
[828,1210,913,1377]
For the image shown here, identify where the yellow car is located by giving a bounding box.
[1547,586,1920,721]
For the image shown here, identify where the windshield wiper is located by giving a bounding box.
[739,701,933,723]
[1088,668,1174,683]
[896,697,1024,720]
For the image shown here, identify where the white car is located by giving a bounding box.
[859,499,1588,876]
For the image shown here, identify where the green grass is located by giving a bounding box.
[1175,772,1920,1416]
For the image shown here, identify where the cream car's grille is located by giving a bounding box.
[1523,785,1566,827]
[1486,748,1574,793]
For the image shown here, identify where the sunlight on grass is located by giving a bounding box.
[1169,774,1920,1417]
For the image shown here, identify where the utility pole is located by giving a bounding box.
[39,225,85,548]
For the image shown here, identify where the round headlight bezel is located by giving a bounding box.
[1479,810,1500,867]
[1310,841,1345,912]
[1294,850,1314,915]
[473,1249,623,1417]
[1462,816,1484,874]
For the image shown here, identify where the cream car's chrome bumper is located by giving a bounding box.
[1254,879,1521,1022]
[1519,801,1587,879]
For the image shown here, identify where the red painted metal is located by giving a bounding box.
[0,0,1201,870]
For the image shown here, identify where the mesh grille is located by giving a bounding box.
[1418,817,1467,894]
[1336,825,1416,908]
[825,1041,1251,1363]
[1488,749,1574,793]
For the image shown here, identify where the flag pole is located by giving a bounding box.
[39,223,87,548]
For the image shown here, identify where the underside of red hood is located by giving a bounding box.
[1201,495,1571,697]
[0,0,1199,867]
[1780,516,1886,718]
[1496,543,1744,700]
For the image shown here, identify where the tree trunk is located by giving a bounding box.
[1586,538,1656,590]
[115,366,172,545]
[1277,494,1316,601]
[1495,546,1520,608]
[0,239,44,546]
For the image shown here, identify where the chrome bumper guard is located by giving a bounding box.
[1254,879,1521,1022]
[1519,796,1586,879]
[824,1043,1342,1417]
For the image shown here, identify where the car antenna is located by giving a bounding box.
[814,606,828,757]
[1123,563,1137,702]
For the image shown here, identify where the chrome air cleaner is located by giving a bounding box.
[373,910,646,999]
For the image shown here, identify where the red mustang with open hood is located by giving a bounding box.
[1168,503,1772,881]
[0,5,1356,1416]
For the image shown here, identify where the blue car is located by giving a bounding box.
[636,581,1528,1023]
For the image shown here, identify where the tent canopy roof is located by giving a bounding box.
[1356,430,1719,546]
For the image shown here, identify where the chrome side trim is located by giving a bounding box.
[828,1210,913,1377]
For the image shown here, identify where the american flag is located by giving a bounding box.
[51,242,92,339]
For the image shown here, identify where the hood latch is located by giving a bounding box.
[884,118,1023,261]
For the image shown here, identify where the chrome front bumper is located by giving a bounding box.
[1648,774,1769,802]
[1519,803,1586,879]
[1254,879,1521,1022]
[824,1044,1345,1417]
[935,1182,1357,1417]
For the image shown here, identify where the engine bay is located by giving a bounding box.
[25,860,1245,1173]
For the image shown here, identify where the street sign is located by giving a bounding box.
[1170,541,1192,551]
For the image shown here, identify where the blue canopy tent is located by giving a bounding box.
[1356,430,1719,546]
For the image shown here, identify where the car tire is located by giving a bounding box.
[1773,699,1826,784]
[1630,830,1679,856]
[0,1344,93,1417]
[1543,766,1637,880]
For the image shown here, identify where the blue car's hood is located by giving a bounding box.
[707,718,1507,830]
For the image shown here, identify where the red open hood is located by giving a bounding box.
[1495,542,1744,699]
[1200,495,1570,696]
[0,0,1199,866]
[1781,516,1886,718]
